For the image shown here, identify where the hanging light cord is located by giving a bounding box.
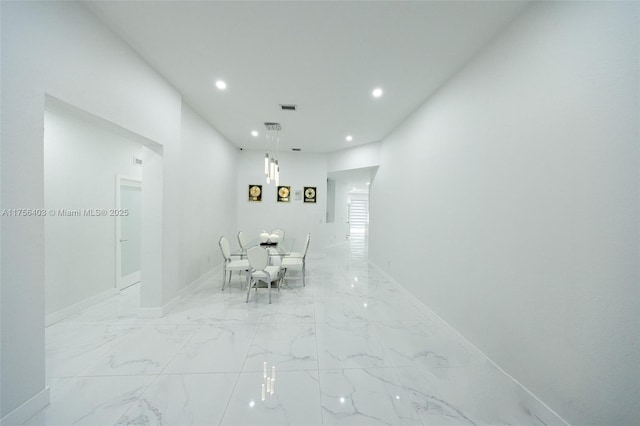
[264,122,281,185]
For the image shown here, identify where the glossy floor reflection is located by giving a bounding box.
[29,242,566,425]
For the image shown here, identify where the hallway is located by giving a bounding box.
[31,243,563,425]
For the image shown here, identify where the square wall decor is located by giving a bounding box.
[248,184,262,202]
[277,185,290,202]
[304,186,317,203]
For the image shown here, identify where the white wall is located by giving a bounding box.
[180,104,238,290]
[236,150,327,253]
[327,142,380,173]
[139,143,164,311]
[0,1,232,421]
[325,179,350,245]
[1,1,178,419]
[370,2,639,425]
[44,108,143,315]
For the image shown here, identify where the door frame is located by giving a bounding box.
[115,174,142,290]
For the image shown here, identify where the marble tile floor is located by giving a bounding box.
[27,242,566,426]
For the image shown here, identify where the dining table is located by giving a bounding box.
[230,237,296,259]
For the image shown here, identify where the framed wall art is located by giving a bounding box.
[277,185,291,202]
[304,186,317,203]
[248,184,262,202]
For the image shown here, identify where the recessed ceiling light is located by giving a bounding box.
[372,88,383,98]
[346,135,353,142]
[251,130,259,137]
[366,182,370,185]
[215,80,227,90]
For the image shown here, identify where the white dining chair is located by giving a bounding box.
[246,245,281,304]
[237,231,249,257]
[218,236,250,291]
[282,233,310,286]
[286,232,311,259]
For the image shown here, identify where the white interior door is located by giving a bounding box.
[116,176,142,289]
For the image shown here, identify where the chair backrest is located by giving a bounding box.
[237,231,248,249]
[219,236,231,261]
[271,228,285,240]
[247,246,269,271]
[302,233,311,258]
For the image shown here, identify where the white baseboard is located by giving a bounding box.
[0,386,50,426]
[137,306,164,318]
[324,241,348,249]
[367,260,570,426]
[45,288,119,327]
[138,263,222,318]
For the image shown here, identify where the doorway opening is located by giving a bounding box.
[43,96,159,326]
[326,166,377,257]
[347,194,368,259]
[116,176,142,290]
[348,198,369,237]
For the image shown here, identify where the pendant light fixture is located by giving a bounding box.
[264,122,281,186]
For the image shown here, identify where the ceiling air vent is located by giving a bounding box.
[280,104,297,111]
[292,148,302,152]
[264,122,281,131]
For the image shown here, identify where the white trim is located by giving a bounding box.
[115,175,142,290]
[138,263,222,318]
[45,288,118,327]
[0,386,50,426]
[324,242,348,250]
[367,260,571,426]
[137,306,164,318]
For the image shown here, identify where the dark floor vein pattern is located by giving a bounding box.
[29,241,566,425]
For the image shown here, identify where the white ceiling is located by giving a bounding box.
[86,1,527,153]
